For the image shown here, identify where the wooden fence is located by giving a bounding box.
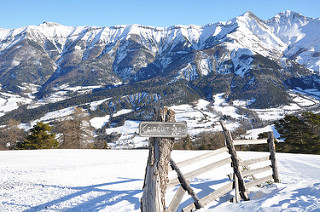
[165,122,280,211]
[140,108,280,212]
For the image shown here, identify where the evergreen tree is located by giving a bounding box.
[275,112,320,154]
[19,122,58,150]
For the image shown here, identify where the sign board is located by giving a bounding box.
[139,121,188,138]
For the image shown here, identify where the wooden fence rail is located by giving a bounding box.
[167,146,233,212]
[239,155,270,166]
[242,165,272,177]
[141,112,280,212]
[167,157,232,189]
[182,182,234,211]
[166,127,280,211]
[233,139,268,145]
[169,147,228,171]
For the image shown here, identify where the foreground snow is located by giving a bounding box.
[0,150,319,211]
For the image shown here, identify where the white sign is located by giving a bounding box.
[139,122,188,138]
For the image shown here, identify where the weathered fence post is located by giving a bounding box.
[220,121,250,201]
[169,158,204,210]
[141,108,176,212]
[233,173,240,203]
[267,131,280,183]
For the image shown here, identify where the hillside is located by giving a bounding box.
[1,11,320,148]
[0,149,319,211]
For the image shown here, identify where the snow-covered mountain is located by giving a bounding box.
[267,11,320,72]
[1,10,320,133]
[0,10,319,92]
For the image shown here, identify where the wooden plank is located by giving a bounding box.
[169,147,228,171]
[167,185,186,212]
[220,121,249,201]
[183,182,234,211]
[233,139,268,145]
[268,131,280,183]
[168,157,232,188]
[246,175,274,188]
[239,155,270,167]
[234,173,240,203]
[242,165,272,177]
[170,158,204,209]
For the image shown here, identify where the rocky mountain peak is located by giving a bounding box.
[39,21,62,27]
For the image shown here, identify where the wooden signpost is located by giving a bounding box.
[140,107,188,212]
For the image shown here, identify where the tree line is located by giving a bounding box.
[274,111,320,154]
[0,107,107,150]
[1,105,319,154]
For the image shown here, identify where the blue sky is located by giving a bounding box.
[1,0,320,29]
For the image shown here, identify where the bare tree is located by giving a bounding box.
[0,119,25,150]
[58,107,94,149]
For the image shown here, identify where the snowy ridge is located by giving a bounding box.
[0,10,320,94]
[0,11,317,66]
[267,11,320,72]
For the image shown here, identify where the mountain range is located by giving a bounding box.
[0,10,320,124]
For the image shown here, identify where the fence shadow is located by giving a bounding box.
[23,177,143,212]
[176,178,231,210]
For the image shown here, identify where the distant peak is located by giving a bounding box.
[239,11,258,18]
[278,10,300,16]
[237,11,263,23]
[273,10,306,20]
[243,11,255,16]
[39,22,62,27]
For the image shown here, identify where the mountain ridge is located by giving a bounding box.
[0,10,319,118]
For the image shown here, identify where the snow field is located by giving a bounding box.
[90,115,110,129]
[0,150,319,211]
[0,92,32,116]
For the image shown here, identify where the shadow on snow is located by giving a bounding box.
[23,177,143,212]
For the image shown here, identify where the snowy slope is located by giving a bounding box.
[267,11,320,72]
[0,149,319,211]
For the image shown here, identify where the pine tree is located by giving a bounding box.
[19,121,58,150]
[275,113,320,154]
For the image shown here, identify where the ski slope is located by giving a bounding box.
[0,150,319,211]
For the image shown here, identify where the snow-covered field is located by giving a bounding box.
[0,149,319,211]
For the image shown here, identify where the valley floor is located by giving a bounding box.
[0,149,319,211]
